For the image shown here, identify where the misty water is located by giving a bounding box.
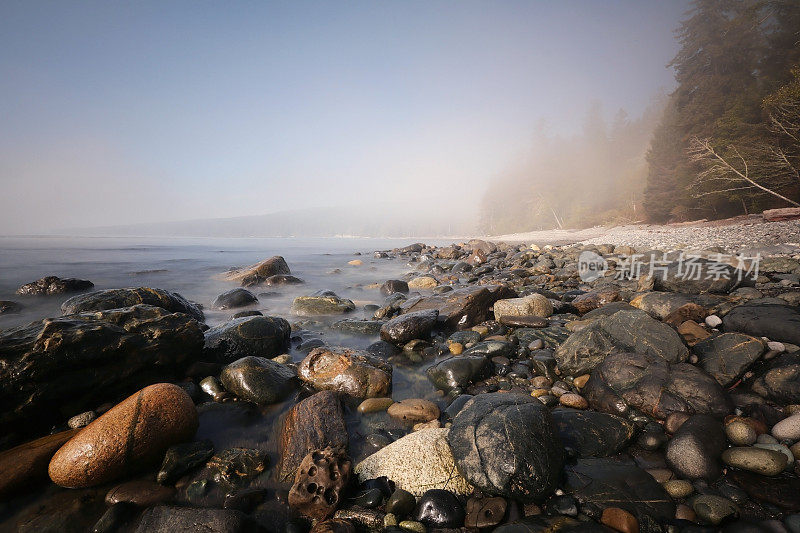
[0,235,457,530]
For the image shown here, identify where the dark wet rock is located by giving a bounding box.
[136,505,259,533]
[448,330,482,345]
[220,356,297,404]
[465,496,507,529]
[0,428,79,499]
[298,346,392,399]
[288,447,352,521]
[448,393,563,501]
[223,255,291,283]
[0,305,203,441]
[694,333,766,387]
[93,502,136,533]
[563,458,675,532]
[212,288,258,310]
[664,302,709,327]
[727,469,800,511]
[0,300,22,314]
[380,309,438,345]
[750,353,800,404]
[231,310,262,319]
[278,391,348,482]
[413,489,465,528]
[381,280,409,295]
[551,408,635,457]
[330,319,385,336]
[555,309,688,376]
[443,394,473,421]
[692,494,738,526]
[223,487,267,512]
[310,519,356,533]
[293,291,356,316]
[16,275,94,296]
[262,274,304,286]
[571,287,621,315]
[665,414,726,480]
[49,383,198,488]
[157,439,215,485]
[105,480,175,507]
[650,259,747,294]
[61,287,203,321]
[426,354,491,391]
[514,326,570,350]
[582,301,637,319]
[723,303,800,346]
[386,488,416,517]
[350,488,383,508]
[630,291,724,320]
[583,351,731,420]
[399,286,499,329]
[498,315,549,328]
[464,339,516,358]
[206,447,267,487]
[365,340,401,359]
[203,315,291,363]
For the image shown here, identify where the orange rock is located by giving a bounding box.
[0,428,79,499]
[601,507,639,533]
[49,383,197,488]
[677,321,710,346]
[387,398,440,423]
[449,342,464,355]
[573,374,590,389]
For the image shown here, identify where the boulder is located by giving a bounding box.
[61,287,204,321]
[49,383,198,488]
[493,294,553,321]
[694,333,766,387]
[203,315,291,363]
[136,506,256,533]
[222,256,291,283]
[293,291,356,316]
[665,414,726,480]
[426,355,491,392]
[751,353,800,404]
[583,351,731,420]
[289,447,351,521]
[16,275,93,296]
[0,428,79,499]
[551,408,635,457]
[212,288,258,310]
[447,393,563,502]
[554,309,688,376]
[220,356,297,404]
[297,347,392,399]
[380,280,409,295]
[0,300,22,314]
[380,309,438,345]
[0,305,204,442]
[571,287,621,315]
[277,391,349,482]
[629,292,723,320]
[723,303,800,346]
[354,428,474,497]
[563,458,675,533]
[400,286,498,329]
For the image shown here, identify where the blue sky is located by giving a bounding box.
[0,1,688,233]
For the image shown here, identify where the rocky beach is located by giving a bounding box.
[2,229,800,533]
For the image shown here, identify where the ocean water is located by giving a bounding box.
[0,235,453,330]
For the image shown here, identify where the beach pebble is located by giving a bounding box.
[725,420,757,446]
[388,399,440,423]
[662,479,694,499]
[693,495,737,525]
[772,413,800,441]
[705,315,722,328]
[559,393,588,409]
[721,447,788,476]
[358,397,394,414]
[600,507,639,533]
[67,411,96,429]
[413,489,465,528]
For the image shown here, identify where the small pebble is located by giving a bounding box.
[449,342,463,355]
[772,413,800,441]
[600,506,639,533]
[725,420,757,446]
[662,479,693,499]
[399,520,426,533]
[559,393,588,409]
[705,315,722,328]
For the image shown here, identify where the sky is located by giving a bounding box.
[0,1,689,234]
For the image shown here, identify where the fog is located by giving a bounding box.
[0,1,687,236]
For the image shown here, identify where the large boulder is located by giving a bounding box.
[723,302,800,346]
[277,391,348,482]
[400,286,503,329]
[297,347,392,399]
[49,383,198,488]
[16,276,94,296]
[61,287,204,321]
[693,333,765,387]
[751,353,800,404]
[292,291,356,316]
[0,305,204,442]
[583,352,731,420]
[354,428,474,497]
[380,309,438,345]
[220,356,297,405]
[222,255,291,284]
[203,315,291,363]
[551,408,635,458]
[563,458,675,533]
[447,393,563,502]
[136,506,256,533]
[554,309,688,376]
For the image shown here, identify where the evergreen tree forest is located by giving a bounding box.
[481,0,800,231]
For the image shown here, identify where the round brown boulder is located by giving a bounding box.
[49,383,198,488]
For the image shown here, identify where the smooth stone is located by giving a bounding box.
[692,495,737,526]
[559,393,588,409]
[105,480,175,507]
[16,275,94,296]
[135,505,255,533]
[694,333,766,387]
[408,276,438,289]
[351,488,384,508]
[721,447,788,476]
[426,354,491,392]
[67,411,96,429]
[354,428,474,497]
[726,420,758,446]
[600,507,639,533]
[400,286,502,329]
[49,383,198,488]
[398,520,426,533]
[465,496,507,529]
[387,398,439,423]
[292,291,356,316]
[381,280,409,295]
[0,428,79,499]
[772,413,800,441]
[298,346,392,399]
[358,397,394,414]
[665,414,726,480]
[662,479,694,499]
[493,294,553,321]
[212,288,257,310]
[220,356,297,405]
[203,315,291,363]
[386,489,416,518]
[61,287,203,320]
[413,489,465,528]
[93,502,136,533]
[380,310,439,345]
[498,315,548,328]
[157,439,215,485]
[223,255,290,282]
[754,443,794,468]
[551,408,635,457]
